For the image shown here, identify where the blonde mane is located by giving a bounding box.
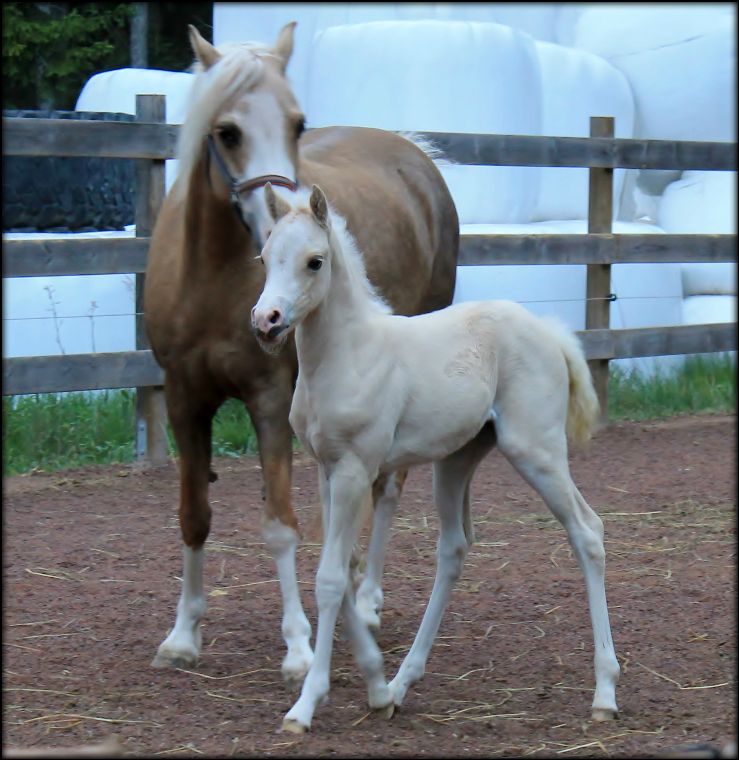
[308,193,392,316]
[174,41,278,199]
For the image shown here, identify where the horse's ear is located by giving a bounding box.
[189,24,221,70]
[264,182,291,223]
[310,185,330,230]
[272,21,297,72]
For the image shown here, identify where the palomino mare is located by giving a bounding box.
[252,184,620,733]
[143,24,459,686]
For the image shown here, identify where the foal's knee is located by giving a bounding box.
[437,537,468,583]
[315,568,349,611]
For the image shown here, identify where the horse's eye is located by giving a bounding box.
[295,117,306,138]
[307,257,322,272]
[217,125,241,149]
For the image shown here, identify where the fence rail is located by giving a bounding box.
[3,101,737,459]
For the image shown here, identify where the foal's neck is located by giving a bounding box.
[296,224,384,372]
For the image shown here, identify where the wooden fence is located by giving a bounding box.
[3,95,736,463]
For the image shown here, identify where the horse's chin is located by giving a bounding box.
[255,331,289,356]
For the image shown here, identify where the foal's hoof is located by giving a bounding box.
[150,650,198,669]
[281,718,308,734]
[374,702,395,720]
[591,707,618,722]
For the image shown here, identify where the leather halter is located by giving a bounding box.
[206,133,298,234]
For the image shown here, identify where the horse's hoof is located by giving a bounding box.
[374,702,395,720]
[281,718,308,734]
[591,707,618,722]
[150,651,197,669]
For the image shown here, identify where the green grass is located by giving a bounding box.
[3,354,735,476]
[608,353,736,421]
[2,393,258,476]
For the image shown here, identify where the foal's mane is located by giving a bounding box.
[174,41,277,199]
[293,191,391,316]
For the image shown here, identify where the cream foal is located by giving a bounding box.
[252,184,620,733]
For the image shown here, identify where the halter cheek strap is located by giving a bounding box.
[206,134,298,233]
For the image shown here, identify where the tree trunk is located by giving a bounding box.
[130,2,149,68]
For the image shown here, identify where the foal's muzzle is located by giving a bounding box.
[251,305,290,353]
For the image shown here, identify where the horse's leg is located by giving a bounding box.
[283,458,375,733]
[355,469,408,631]
[389,425,496,706]
[495,414,620,721]
[249,388,313,689]
[152,380,217,668]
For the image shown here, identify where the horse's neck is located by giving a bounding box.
[181,149,254,271]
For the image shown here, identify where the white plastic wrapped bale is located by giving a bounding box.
[532,40,634,222]
[455,220,684,375]
[213,2,563,110]
[3,230,136,358]
[305,19,542,224]
[564,5,736,143]
[76,68,195,191]
[658,169,737,326]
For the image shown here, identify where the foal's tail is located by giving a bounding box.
[544,318,600,445]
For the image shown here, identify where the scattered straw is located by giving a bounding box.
[7,619,60,627]
[25,568,82,582]
[175,667,277,681]
[19,713,162,727]
[155,744,204,755]
[3,687,78,697]
[635,661,730,691]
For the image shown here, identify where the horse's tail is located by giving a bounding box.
[398,131,453,167]
[543,317,600,446]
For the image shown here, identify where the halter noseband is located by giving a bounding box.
[206,133,298,233]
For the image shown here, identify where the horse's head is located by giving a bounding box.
[251,184,332,353]
[178,23,305,249]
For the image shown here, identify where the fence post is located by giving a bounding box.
[135,94,169,465]
[586,116,614,424]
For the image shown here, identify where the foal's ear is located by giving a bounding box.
[272,21,297,72]
[309,185,330,230]
[264,182,292,223]
[188,25,222,70]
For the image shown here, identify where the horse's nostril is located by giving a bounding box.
[269,310,281,325]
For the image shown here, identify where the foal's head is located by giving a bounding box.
[251,184,333,353]
[177,23,305,248]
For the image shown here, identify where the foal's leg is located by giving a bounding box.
[250,386,313,689]
[355,469,408,631]
[152,380,217,668]
[495,414,620,721]
[283,458,390,732]
[389,426,496,706]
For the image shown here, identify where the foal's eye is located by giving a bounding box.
[307,257,323,272]
[217,124,241,149]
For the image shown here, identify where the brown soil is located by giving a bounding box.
[2,413,736,758]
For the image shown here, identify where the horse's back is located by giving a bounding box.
[300,127,459,316]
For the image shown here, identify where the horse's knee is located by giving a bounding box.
[180,505,212,548]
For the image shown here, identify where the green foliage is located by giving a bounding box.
[2,2,213,110]
[2,391,258,476]
[608,353,736,421]
[3,2,132,109]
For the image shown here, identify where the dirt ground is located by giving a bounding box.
[3,413,736,758]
